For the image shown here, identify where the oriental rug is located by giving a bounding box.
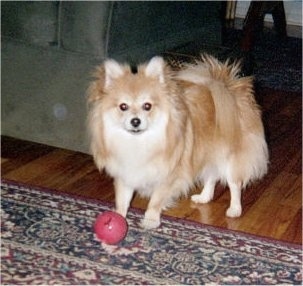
[1,180,302,285]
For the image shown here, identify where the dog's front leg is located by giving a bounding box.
[141,186,169,229]
[114,179,134,217]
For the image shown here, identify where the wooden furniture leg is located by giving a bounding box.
[241,1,287,51]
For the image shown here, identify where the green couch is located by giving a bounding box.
[1,1,222,152]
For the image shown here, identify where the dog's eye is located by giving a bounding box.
[119,103,128,111]
[143,102,152,111]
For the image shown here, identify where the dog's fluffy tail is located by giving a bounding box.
[176,54,262,138]
[176,54,269,184]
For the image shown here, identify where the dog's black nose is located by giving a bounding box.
[130,117,141,128]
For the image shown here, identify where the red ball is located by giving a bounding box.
[94,211,128,245]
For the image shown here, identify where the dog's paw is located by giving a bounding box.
[140,217,161,229]
[226,205,242,218]
[141,209,161,229]
[191,194,212,204]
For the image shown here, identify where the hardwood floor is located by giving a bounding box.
[1,88,302,244]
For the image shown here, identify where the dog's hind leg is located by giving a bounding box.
[191,178,216,204]
[226,181,242,217]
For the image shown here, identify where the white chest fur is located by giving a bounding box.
[103,114,169,191]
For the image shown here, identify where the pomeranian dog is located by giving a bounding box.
[87,54,268,229]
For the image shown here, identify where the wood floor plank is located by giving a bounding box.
[1,136,54,175]
[280,208,302,243]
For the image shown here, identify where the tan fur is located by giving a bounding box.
[87,54,269,229]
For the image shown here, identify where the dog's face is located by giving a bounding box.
[98,57,170,136]
[112,93,154,134]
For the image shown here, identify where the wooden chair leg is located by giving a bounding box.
[272,1,287,38]
[240,1,264,52]
[239,1,287,76]
[241,1,287,52]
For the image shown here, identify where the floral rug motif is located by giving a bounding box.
[1,180,302,285]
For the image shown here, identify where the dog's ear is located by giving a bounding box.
[145,57,165,83]
[104,59,124,88]
[86,65,105,103]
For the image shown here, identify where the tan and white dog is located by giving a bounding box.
[87,55,269,229]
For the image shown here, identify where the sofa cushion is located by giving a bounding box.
[1,1,59,47]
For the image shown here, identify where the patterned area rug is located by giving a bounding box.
[1,180,302,285]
